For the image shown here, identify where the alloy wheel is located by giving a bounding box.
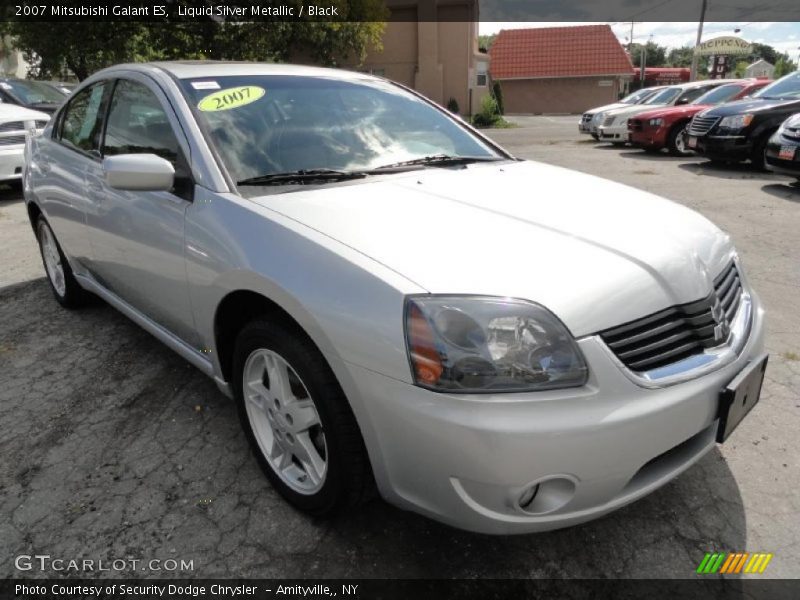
[242,348,328,494]
[39,222,66,297]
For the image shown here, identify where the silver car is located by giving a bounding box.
[24,62,767,534]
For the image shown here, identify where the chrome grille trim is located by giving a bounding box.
[688,115,720,136]
[597,261,745,373]
[0,121,25,132]
[0,134,26,146]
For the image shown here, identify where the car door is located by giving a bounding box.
[84,75,198,346]
[32,80,111,272]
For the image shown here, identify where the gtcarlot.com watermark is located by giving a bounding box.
[15,554,194,573]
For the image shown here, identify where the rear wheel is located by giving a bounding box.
[36,217,90,308]
[667,122,692,156]
[232,318,373,515]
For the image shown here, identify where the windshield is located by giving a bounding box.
[692,83,744,105]
[180,75,502,183]
[1,79,66,104]
[621,88,657,104]
[644,87,682,105]
[752,71,800,100]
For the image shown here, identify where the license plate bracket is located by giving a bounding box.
[717,354,768,443]
[779,145,796,160]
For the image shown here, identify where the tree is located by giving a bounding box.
[478,34,496,53]
[0,2,387,80]
[774,56,798,78]
[629,41,668,68]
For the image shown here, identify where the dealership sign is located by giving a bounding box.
[695,36,753,56]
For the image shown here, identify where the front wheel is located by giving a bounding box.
[232,318,373,515]
[667,122,692,156]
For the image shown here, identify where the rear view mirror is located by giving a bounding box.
[103,153,174,191]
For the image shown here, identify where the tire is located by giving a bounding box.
[750,132,773,171]
[667,122,691,156]
[36,216,90,308]
[232,318,373,516]
[611,141,626,147]
[591,133,599,141]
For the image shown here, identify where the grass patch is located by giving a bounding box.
[783,351,799,361]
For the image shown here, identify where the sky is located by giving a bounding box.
[479,22,800,60]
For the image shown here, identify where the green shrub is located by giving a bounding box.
[472,94,502,127]
[492,81,504,115]
[446,97,460,114]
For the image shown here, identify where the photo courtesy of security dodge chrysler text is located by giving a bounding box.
[23,62,768,534]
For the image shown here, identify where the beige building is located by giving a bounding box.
[490,25,634,115]
[345,0,490,115]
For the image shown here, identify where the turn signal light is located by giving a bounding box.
[407,302,443,385]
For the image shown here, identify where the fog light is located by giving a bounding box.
[518,484,540,509]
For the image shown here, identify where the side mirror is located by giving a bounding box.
[675,97,690,105]
[103,153,175,191]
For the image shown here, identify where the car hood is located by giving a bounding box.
[251,161,734,336]
[586,101,628,115]
[604,103,669,120]
[700,96,800,117]
[634,104,707,121]
[0,104,50,121]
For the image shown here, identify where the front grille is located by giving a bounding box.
[0,121,25,133]
[603,115,616,127]
[628,119,643,132]
[598,262,744,372]
[582,113,594,124]
[0,135,26,146]
[688,115,720,137]
[782,126,800,141]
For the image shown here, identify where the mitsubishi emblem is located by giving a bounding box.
[711,300,730,343]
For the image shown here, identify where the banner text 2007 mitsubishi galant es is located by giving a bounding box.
[24,62,767,534]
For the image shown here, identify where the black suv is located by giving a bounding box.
[685,72,800,169]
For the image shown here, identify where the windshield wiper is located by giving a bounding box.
[237,168,367,186]
[367,154,506,172]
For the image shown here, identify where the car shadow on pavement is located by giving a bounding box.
[0,184,22,203]
[619,150,705,163]
[761,182,800,202]
[678,161,784,182]
[0,278,749,580]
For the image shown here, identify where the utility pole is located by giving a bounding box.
[689,0,708,81]
[629,22,635,54]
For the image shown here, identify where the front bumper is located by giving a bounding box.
[629,126,668,149]
[692,134,752,162]
[0,145,25,181]
[346,297,766,534]
[597,123,629,142]
[765,137,800,177]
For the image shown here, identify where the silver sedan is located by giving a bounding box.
[24,62,767,534]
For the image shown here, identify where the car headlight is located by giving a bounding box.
[719,114,754,130]
[405,296,588,393]
[648,118,663,126]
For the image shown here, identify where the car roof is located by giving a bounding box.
[98,61,374,82]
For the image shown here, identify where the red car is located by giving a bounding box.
[628,79,771,155]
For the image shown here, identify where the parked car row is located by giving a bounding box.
[581,71,800,179]
[0,77,73,185]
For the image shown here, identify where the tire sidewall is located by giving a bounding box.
[232,321,346,514]
[37,217,69,304]
[668,122,690,156]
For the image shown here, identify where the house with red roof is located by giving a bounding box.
[490,25,635,114]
